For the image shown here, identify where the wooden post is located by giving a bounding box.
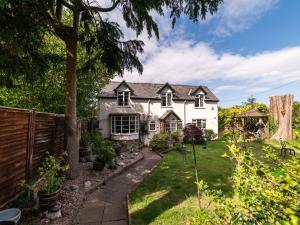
[26,109,36,180]
[270,95,294,140]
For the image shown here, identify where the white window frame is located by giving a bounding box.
[117,91,130,107]
[111,115,139,135]
[161,92,172,107]
[192,119,206,129]
[148,121,156,131]
[195,94,204,108]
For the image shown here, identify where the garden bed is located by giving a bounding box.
[19,151,143,225]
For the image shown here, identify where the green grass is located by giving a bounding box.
[129,141,236,225]
[129,140,298,225]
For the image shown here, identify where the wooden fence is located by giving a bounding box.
[0,107,67,207]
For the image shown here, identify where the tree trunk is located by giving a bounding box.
[65,40,79,179]
[270,95,294,141]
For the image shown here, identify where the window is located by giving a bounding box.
[195,94,204,108]
[111,115,139,134]
[192,119,206,129]
[161,92,172,107]
[165,121,182,132]
[117,91,129,106]
[149,121,156,131]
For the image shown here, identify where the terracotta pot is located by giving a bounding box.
[93,161,105,171]
[38,186,61,211]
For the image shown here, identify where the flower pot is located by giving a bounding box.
[93,161,105,171]
[38,186,61,211]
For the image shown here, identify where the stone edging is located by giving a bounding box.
[71,154,144,224]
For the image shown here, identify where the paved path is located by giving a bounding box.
[75,149,161,225]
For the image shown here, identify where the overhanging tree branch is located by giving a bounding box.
[89,0,121,12]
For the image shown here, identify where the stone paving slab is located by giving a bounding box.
[75,149,161,225]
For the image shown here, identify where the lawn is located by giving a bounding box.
[129,140,299,225]
[129,141,235,225]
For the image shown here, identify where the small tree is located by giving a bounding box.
[182,123,203,207]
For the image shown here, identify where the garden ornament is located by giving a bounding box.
[182,145,187,162]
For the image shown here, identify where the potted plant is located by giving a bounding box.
[93,142,116,171]
[20,152,68,211]
[79,134,92,162]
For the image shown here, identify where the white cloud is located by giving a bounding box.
[214,85,246,94]
[213,0,278,36]
[117,40,300,87]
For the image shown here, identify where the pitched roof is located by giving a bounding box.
[236,109,268,118]
[160,110,182,121]
[100,81,219,102]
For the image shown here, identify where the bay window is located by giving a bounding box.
[161,92,172,107]
[111,115,139,134]
[117,91,129,106]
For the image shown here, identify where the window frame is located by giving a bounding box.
[192,119,206,129]
[117,91,130,107]
[111,115,139,135]
[161,92,172,107]
[195,94,204,108]
[148,121,156,132]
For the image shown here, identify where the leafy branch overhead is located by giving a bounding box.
[0,0,223,83]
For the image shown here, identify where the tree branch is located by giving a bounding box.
[89,0,121,12]
[60,0,75,11]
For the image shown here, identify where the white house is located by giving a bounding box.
[98,81,219,145]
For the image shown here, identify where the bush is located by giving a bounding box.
[182,124,203,144]
[191,144,300,225]
[149,133,169,152]
[171,131,180,142]
[89,130,116,165]
[203,129,217,140]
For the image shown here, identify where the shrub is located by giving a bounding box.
[149,133,169,152]
[191,144,300,225]
[89,130,116,165]
[182,124,203,144]
[171,130,180,142]
[80,134,90,148]
[203,129,217,140]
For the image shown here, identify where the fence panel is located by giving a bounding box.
[0,107,67,207]
[0,108,30,206]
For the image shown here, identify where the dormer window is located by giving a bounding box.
[161,92,172,107]
[195,94,204,108]
[117,91,129,106]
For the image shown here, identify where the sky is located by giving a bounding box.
[109,0,300,107]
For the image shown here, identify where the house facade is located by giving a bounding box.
[98,81,219,145]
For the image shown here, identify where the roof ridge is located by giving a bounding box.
[112,80,203,88]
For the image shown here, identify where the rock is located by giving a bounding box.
[69,184,79,191]
[133,152,139,156]
[84,180,92,189]
[117,161,125,166]
[45,209,62,220]
[50,202,62,213]
[40,218,51,224]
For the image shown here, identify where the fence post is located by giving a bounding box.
[26,109,36,180]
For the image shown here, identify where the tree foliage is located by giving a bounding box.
[0,35,111,117]
[293,101,300,129]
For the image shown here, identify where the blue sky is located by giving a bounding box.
[112,0,300,107]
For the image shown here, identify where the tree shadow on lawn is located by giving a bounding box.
[129,141,235,225]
